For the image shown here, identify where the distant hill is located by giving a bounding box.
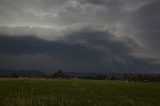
[0,69,45,77]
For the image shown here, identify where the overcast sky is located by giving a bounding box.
[0,0,160,73]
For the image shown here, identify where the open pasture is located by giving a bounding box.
[0,79,160,106]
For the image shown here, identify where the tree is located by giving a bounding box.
[51,70,65,78]
[93,75,106,80]
[11,73,19,78]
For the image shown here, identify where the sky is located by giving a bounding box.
[0,0,160,73]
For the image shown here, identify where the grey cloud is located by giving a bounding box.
[78,0,122,7]
[0,0,69,26]
[56,0,125,25]
[0,0,127,26]
[0,0,160,72]
[127,0,160,59]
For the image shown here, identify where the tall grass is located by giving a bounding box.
[0,79,160,106]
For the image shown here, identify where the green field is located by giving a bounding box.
[0,79,160,106]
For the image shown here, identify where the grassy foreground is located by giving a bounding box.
[0,79,160,106]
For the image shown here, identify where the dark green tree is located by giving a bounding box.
[11,73,19,78]
[51,70,65,78]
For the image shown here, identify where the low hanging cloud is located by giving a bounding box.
[0,30,132,59]
[0,29,159,73]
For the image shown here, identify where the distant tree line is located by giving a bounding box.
[1,69,160,82]
[82,73,160,82]
[49,70,160,82]
[122,74,160,82]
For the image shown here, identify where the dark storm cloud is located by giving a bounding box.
[0,30,132,58]
[1,28,160,73]
[0,0,160,72]
[0,29,146,73]
[63,30,133,57]
[0,34,111,69]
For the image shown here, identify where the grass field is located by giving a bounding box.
[0,79,160,106]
